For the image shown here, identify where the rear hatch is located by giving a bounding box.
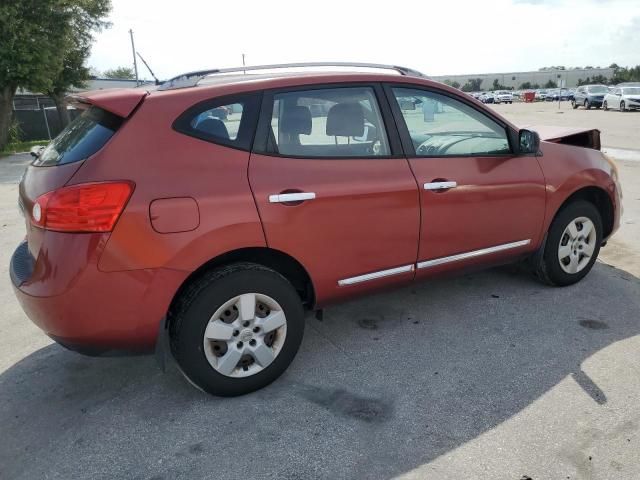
[19,89,146,258]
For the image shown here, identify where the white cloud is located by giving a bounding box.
[88,0,640,79]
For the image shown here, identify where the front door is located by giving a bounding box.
[386,85,546,278]
[249,85,420,304]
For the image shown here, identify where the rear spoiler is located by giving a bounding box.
[526,125,601,151]
[67,88,148,118]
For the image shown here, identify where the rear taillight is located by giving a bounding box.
[31,181,134,233]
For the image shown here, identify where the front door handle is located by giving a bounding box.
[424,181,457,191]
[269,192,316,203]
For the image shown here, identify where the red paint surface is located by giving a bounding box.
[12,72,622,351]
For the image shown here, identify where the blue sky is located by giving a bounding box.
[88,0,640,79]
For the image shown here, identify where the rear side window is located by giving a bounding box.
[266,87,391,158]
[173,93,261,151]
[34,107,122,166]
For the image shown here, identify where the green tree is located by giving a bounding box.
[519,81,532,90]
[461,78,483,92]
[0,1,65,148]
[544,80,558,89]
[492,78,508,90]
[0,0,111,148]
[46,1,111,127]
[103,66,135,79]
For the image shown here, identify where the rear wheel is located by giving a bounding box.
[620,101,626,112]
[603,101,608,110]
[571,100,578,109]
[532,201,602,286]
[170,263,305,396]
[585,99,591,109]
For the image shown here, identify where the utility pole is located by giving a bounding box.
[129,29,139,86]
[242,53,246,74]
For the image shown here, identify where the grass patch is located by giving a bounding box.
[1,140,49,156]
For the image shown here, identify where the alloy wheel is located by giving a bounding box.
[558,216,597,274]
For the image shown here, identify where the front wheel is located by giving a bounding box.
[572,100,578,109]
[603,101,608,110]
[585,100,591,110]
[532,201,602,286]
[170,263,305,396]
[620,101,626,112]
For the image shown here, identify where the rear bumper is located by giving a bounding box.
[10,235,187,355]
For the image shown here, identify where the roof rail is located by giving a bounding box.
[157,62,427,91]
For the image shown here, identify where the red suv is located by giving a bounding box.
[11,63,621,396]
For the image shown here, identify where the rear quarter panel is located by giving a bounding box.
[68,91,266,273]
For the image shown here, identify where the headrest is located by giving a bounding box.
[326,102,364,137]
[280,105,312,135]
[196,118,230,139]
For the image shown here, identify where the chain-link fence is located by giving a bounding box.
[11,96,80,142]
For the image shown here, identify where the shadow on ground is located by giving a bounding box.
[0,262,638,479]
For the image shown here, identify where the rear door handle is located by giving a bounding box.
[424,181,457,191]
[269,192,316,203]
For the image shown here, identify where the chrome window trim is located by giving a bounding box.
[417,239,531,269]
[338,264,415,286]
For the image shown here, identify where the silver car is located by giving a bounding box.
[603,86,640,111]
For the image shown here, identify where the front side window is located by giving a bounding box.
[34,106,122,166]
[268,87,390,157]
[391,87,510,157]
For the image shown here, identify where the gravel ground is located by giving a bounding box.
[0,105,639,479]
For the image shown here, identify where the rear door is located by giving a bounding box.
[385,84,546,278]
[248,84,420,305]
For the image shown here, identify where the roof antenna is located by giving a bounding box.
[136,51,160,85]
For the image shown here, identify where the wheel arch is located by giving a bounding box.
[168,247,316,320]
[554,186,614,239]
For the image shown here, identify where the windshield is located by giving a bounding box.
[33,107,123,167]
[587,86,608,93]
[622,87,640,95]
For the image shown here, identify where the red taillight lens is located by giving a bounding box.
[31,182,134,232]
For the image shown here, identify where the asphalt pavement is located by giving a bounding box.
[0,145,639,479]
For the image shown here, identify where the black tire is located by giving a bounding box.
[620,101,626,112]
[603,101,608,111]
[572,100,578,109]
[585,100,591,110]
[532,200,602,286]
[169,263,305,396]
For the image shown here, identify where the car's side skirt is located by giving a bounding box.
[336,239,532,286]
[417,239,531,270]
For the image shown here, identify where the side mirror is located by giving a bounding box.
[519,129,540,155]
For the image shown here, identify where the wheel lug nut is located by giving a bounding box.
[237,341,243,349]
[233,330,239,337]
[253,326,260,333]
[243,321,250,327]
[249,339,256,346]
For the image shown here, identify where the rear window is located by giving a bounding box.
[33,107,122,167]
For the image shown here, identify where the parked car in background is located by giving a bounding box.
[480,92,495,103]
[494,91,514,104]
[603,86,640,111]
[535,89,548,101]
[11,62,621,396]
[572,85,608,109]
